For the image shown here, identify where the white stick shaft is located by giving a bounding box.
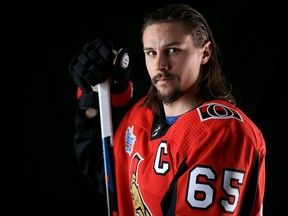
[98,80,113,146]
[98,80,118,215]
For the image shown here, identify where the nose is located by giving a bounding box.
[155,53,169,72]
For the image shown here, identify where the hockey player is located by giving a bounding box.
[69,4,266,216]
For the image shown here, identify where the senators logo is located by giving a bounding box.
[197,103,243,122]
[130,153,152,216]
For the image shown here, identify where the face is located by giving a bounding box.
[143,22,209,104]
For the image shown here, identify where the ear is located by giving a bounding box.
[201,41,211,65]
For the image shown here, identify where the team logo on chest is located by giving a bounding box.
[197,102,243,122]
[125,125,136,156]
[130,153,152,215]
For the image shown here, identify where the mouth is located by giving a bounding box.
[156,77,174,83]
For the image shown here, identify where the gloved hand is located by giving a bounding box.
[69,37,131,110]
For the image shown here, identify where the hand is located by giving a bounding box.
[69,37,115,93]
[69,37,132,110]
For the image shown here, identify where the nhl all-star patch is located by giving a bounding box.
[125,125,136,156]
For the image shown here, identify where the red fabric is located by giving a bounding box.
[77,87,82,99]
[113,98,266,215]
[111,81,133,107]
[76,81,133,107]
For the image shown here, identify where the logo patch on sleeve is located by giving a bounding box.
[125,125,136,156]
[197,103,243,122]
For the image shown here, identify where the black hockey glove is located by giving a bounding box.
[112,48,130,83]
[69,37,131,110]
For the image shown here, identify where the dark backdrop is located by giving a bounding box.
[16,0,287,215]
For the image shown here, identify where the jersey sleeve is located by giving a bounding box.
[73,108,106,190]
[73,107,108,215]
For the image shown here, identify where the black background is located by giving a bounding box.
[15,0,287,215]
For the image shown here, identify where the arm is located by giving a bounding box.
[74,104,107,188]
[70,36,132,172]
[69,37,133,214]
[73,98,108,215]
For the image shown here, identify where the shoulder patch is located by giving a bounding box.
[197,102,243,122]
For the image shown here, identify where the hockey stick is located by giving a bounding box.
[97,48,130,215]
[98,79,118,216]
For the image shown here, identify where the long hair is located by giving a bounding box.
[140,4,236,117]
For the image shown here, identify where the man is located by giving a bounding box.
[69,4,266,215]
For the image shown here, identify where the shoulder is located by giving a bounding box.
[197,100,265,147]
[196,100,259,129]
[121,96,154,126]
[196,100,244,123]
[173,99,265,156]
[129,96,152,115]
[176,99,263,141]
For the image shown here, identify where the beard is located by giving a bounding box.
[157,87,183,104]
[152,72,183,104]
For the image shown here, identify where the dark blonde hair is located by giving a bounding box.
[140,4,235,117]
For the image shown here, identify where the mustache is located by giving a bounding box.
[151,72,176,84]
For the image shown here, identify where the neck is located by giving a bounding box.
[163,95,203,116]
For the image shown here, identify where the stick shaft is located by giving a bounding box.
[98,80,118,215]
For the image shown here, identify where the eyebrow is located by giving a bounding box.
[143,41,182,51]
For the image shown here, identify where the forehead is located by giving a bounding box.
[143,22,192,46]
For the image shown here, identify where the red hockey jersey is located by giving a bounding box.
[113,97,266,215]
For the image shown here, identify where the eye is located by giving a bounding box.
[167,48,179,54]
[146,50,156,56]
